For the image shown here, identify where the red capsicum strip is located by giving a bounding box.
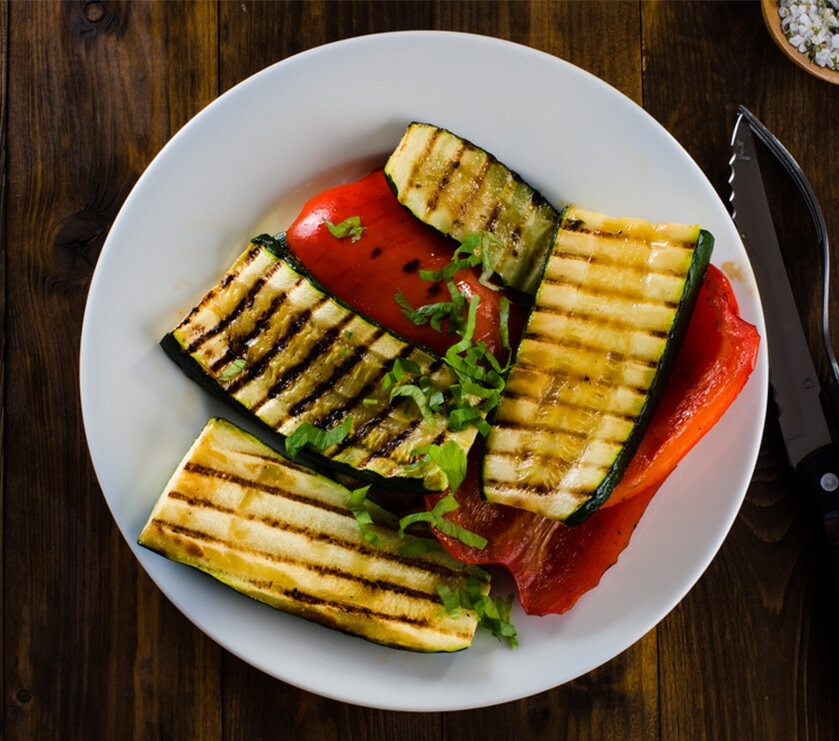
[285,168,760,617]
[602,263,761,507]
[286,169,524,359]
[428,265,759,615]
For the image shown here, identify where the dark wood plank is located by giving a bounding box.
[440,632,657,741]
[0,0,8,731]
[642,2,839,738]
[3,2,222,737]
[215,0,643,102]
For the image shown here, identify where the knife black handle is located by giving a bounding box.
[796,443,839,599]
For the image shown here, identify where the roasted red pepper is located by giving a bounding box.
[427,453,660,616]
[286,169,523,359]
[428,264,760,615]
[284,169,760,617]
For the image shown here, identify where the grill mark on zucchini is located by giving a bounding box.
[483,201,502,233]
[529,305,673,337]
[369,421,424,459]
[451,153,490,231]
[287,334,383,418]
[474,467,590,496]
[221,305,315,394]
[326,346,418,450]
[306,339,445,435]
[177,244,263,331]
[493,392,644,428]
[504,371,652,400]
[151,519,446,611]
[488,421,589,445]
[341,410,423,463]
[549,247,694,279]
[539,274,684,307]
[188,263,288,356]
[517,332,662,370]
[476,466,578,496]
[328,348,446,455]
[204,287,295,369]
[261,313,355,402]
[181,462,347,515]
[425,137,465,212]
[561,217,699,251]
[159,503,464,585]
[285,587,448,631]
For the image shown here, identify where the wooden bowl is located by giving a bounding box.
[762,0,839,84]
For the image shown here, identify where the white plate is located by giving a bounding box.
[80,31,768,711]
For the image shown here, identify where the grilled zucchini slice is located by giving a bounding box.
[384,122,560,295]
[138,418,489,652]
[482,207,714,524]
[160,235,479,492]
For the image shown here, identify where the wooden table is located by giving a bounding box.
[4,1,838,737]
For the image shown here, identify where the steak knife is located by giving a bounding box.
[729,106,839,593]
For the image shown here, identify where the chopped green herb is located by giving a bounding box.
[398,488,487,551]
[389,376,446,423]
[447,405,491,436]
[396,442,484,550]
[464,577,518,647]
[323,215,365,243]
[395,280,468,334]
[435,574,518,647]
[398,537,444,557]
[219,357,248,381]
[425,498,488,549]
[498,295,511,354]
[340,330,354,358]
[347,485,384,548]
[382,356,422,390]
[435,583,463,617]
[390,384,434,422]
[424,439,468,493]
[419,231,504,291]
[284,416,352,459]
[389,233,514,436]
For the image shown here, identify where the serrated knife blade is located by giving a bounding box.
[729,112,832,466]
[730,107,839,594]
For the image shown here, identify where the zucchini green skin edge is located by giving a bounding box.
[160,233,478,494]
[562,227,714,525]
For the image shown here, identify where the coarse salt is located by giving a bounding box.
[778,0,839,70]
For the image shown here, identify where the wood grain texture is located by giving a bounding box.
[3,2,221,738]
[3,1,838,738]
[0,0,7,736]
